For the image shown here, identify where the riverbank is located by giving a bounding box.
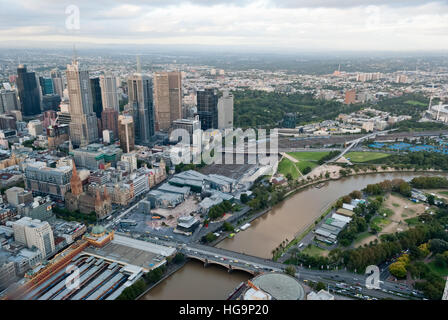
[275,168,447,263]
[136,260,187,300]
[217,167,448,258]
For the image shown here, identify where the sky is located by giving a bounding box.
[0,0,448,52]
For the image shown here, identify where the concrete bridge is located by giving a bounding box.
[181,243,285,275]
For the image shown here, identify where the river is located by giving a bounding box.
[142,171,446,300]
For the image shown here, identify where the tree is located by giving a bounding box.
[240,193,249,204]
[429,239,448,254]
[222,222,234,232]
[285,265,296,277]
[349,190,362,199]
[302,166,312,175]
[205,232,218,243]
[315,281,326,291]
[427,194,435,206]
[399,182,412,197]
[286,173,293,181]
[389,262,407,278]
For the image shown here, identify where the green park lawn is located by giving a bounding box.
[345,151,390,163]
[301,244,327,258]
[278,158,300,179]
[287,151,330,161]
[296,160,318,173]
[405,100,427,107]
[428,261,448,277]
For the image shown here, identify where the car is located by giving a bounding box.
[220,258,224,261]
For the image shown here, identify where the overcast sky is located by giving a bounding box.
[0,0,447,52]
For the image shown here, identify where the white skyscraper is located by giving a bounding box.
[218,90,234,129]
[12,217,55,257]
[100,74,120,111]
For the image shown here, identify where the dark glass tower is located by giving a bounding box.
[16,65,41,116]
[197,88,218,130]
[90,77,103,118]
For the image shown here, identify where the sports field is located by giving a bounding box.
[345,151,390,163]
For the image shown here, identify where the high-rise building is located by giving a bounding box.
[118,115,135,153]
[24,161,72,200]
[197,88,218,130]
[16,65,41,116]
[41,94,61,112]
[100,74,120,112]
[90,77,103,118]
[101,108,119,141]
[217,90,234,129]
[66,59,99,147]
[39,77,54,95]
[153,71,182,131]
[344,89,357,105]
[28,119,43,137]
[127,74,155,144]
[12,217,55,257]
[50,68,64,98]
[171,117,201,145]
[0,89,19,113]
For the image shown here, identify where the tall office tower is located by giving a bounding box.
[217,90,234,129]
[153,71,182,131]
[100,74,120,111]
[127,74,155,144]
[16,64,41,116]
[0,89,19,113]
[12,217,55,257]
[39,77,54,95]
[90,77,103,118]
[50,68,64,98]
[118,115,135,153]
[197,88,218,130]
[66,59,99,148]
[101,108,119,141]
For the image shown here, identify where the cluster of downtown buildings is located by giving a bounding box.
[0,56,239,295]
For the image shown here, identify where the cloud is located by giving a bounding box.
[0,0,447,51]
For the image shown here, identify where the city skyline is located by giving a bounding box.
[0,1,447,52]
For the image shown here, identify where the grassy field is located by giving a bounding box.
[287,151,330,161]
[405,217,420,226]
[286,151,328,174]
[278,157,300,179]
[296,160,318,173]
[353,231,372,245]
[405,100,427,107]
[428,261,448,277]
[301,244,328,258]
[345,151,390,163]
[370,216,391,230]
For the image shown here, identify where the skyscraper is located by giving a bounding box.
[197,88,218,130]
[39,77,54,95]
[50,68,64,98]
[100,74,120,112]
[153,71,182,131]
[0,89,19,113]
[16,64,41,116]
[127,74,155,144]
[118,115,135,153]
[66,59,99,148]
[217,90,234,129]
[90,77,103,118]
[101,108,119,141]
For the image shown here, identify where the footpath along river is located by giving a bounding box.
[143,171,446,300]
